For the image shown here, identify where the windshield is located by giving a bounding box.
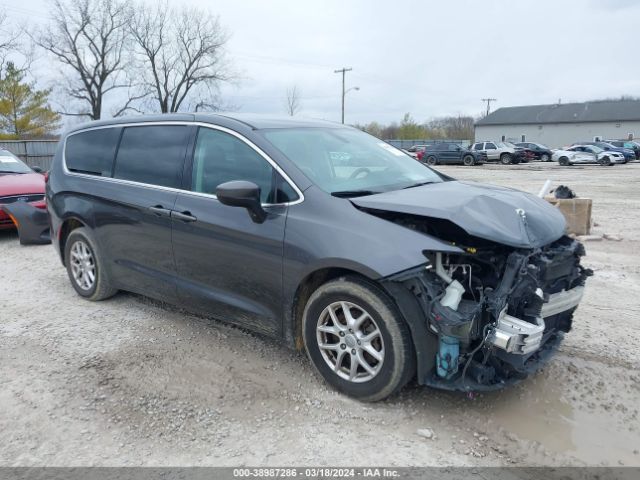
[496,142,511,148]
[589,145,604,153]
[535,143,549,149]
[0,151,31,174]
[261,127,444,195]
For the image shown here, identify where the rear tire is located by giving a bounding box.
[425,156,437,166]
[302,276,415,402]
[462,155,475,166]
[64,227,117,301]
[500,153,512,164]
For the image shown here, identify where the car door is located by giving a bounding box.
[484,142,498,160]
[171,126,294,335]
[95,124,192,302]
[443,143,460,164]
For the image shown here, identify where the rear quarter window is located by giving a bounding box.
[113,125,190,189]
[65,128,121,176]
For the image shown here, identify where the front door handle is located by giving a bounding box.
[149,205,172,217]
[172,210,197,222]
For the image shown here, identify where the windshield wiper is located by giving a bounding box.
[0,170,26,174]
[331,189,378,198]
[402,181,435,190]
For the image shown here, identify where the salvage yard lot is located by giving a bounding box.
[1,162,639,466]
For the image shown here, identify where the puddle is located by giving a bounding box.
[475,368,639,465]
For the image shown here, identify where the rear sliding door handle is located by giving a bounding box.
[172,211,197,222]
[149,205,172,216]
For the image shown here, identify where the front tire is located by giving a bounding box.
[302,276,415,402]
[540,153,550,162]
[500,153,512,164]
[64,227,117,301]
[559,156,570,166]
[599,156,611,166]
[425,156,437,166]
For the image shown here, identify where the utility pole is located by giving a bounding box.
[334,67,353,124]
[481,98,497,117]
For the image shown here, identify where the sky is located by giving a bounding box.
[3,0,640,125]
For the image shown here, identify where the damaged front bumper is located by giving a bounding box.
[490,286,584,355]
[0,202,51,245]
[384,236,591,391]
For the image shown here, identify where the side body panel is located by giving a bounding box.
[172,193,287,335]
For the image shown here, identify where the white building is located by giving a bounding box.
[474,100,640,148]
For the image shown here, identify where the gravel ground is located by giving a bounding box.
[1,161,639,467]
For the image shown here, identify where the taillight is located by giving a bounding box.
[44,171,49,182]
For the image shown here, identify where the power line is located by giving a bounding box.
[481,98,497,116]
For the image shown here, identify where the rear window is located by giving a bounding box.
[113,125,189,188]
[65,128,121,176]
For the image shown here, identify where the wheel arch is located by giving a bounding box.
[288,264,437,386]
[58,217,88,264]
[289,266,378,351]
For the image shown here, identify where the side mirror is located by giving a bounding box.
[32,166,43,173]
[216,180,267,224]
[456,147,461,151]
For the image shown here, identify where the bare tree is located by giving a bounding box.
[0,10,24,72]
[130,1,232,113]
[284,85,301,116]
[35,0,133,120]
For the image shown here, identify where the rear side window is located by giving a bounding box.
[113,126,189,188]
[65,128,121,176]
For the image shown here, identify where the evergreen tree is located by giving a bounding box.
[0,63,60,139]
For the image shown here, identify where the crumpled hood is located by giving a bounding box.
[351,180,566,248]
[0,173,45,198]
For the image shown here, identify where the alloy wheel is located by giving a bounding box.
[70,240,96,291]
[316,301,385,383]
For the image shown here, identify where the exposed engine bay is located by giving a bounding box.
[381,213,593,390]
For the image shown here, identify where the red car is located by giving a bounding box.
[0,149,46,230]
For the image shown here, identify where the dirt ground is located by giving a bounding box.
[1,161,639,467]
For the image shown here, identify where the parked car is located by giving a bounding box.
[552,145,618,166]
[470,141,524,164]
[514,142,554,162]
[405,145,427,160]
[606,140,640,160]
[47,114,590,401]
[0,149,46,231]
[565,145,625,165]
[422,143,486,166]
[573,141,635,162]
[512,144,534,162]
[552,148,595,166]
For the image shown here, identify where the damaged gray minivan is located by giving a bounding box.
[48,114,591,401]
